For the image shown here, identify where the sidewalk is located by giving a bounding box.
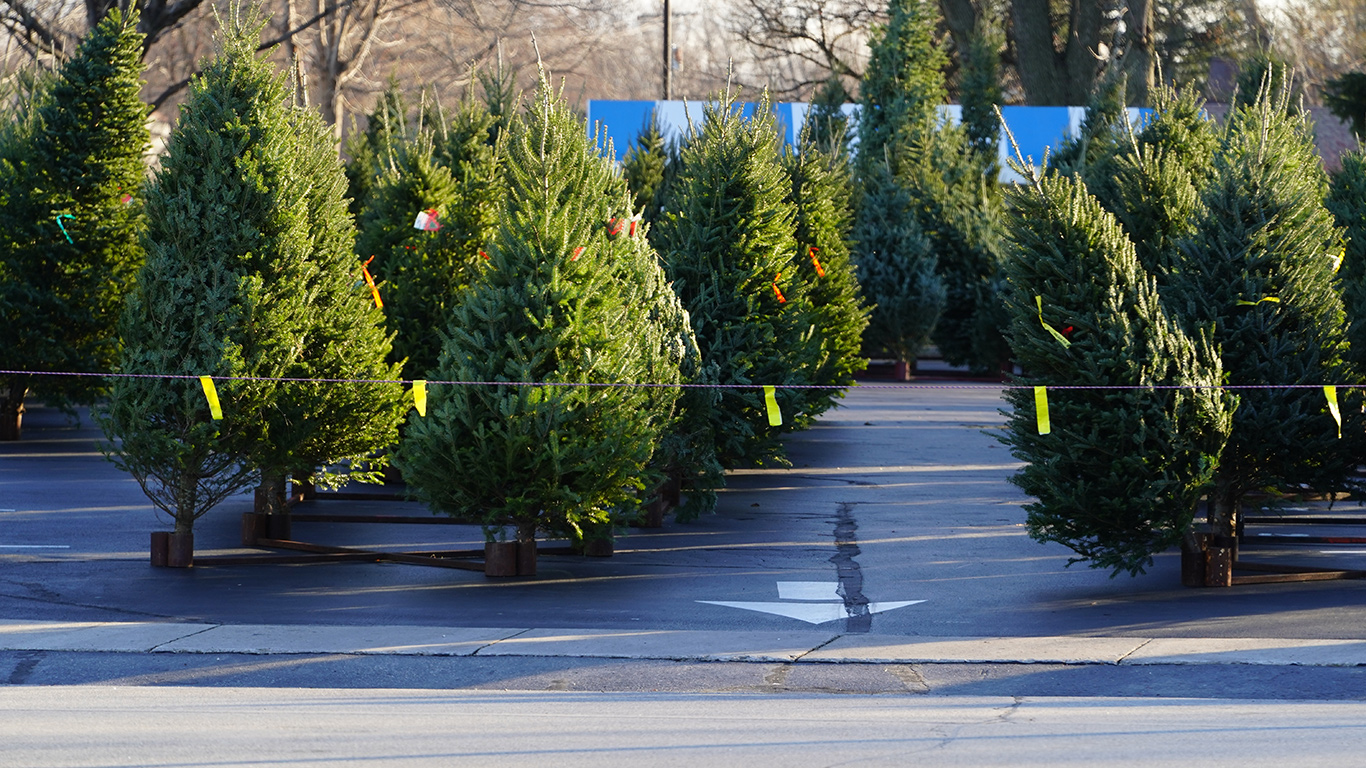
[4,619,1365,666]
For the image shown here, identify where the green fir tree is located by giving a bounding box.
[0,9,148,440]
[103,5,405,537]
[805,75,852,158]
[782,128,869,418]
[1170,82,1358,540]
[655,91,823,467]
[1327,146,1366,375]
[622,109,668,224]
[356,127,495,380]
[343,76,409,217]
[1000,171,1233,576]
[396,74,695,547]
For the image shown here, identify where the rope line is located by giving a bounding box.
[1,369,1362,392]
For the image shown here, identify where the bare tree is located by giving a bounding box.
[726,0,882,97]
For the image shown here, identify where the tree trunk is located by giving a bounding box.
[1208,474,1238,542]
[1121,0,1154,106]
[0,376,26,441]
[938,0,978,62]
[1011,0,1104,105]
[255,472,289,515]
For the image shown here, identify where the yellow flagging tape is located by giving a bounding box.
[1325,385,1342,439]
[1035,296,1071,349]
[763,385,782,427]
[1034,386,1050,435]
[199,376,223,420]
[1236,297,1280,305]
[413,379,427,417]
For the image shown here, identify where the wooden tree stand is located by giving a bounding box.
[1181,512,1366,587]
[149,531,194,568]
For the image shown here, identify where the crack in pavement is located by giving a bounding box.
[830,502,871,634]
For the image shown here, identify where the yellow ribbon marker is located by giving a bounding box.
[1235,297,1280,306]
[1325,385,1342,439]
[1035,295,1071,349]
[199,376,223,420]
[763,385,782,427]
[413,380,427,417]
[1034,386,1051,435]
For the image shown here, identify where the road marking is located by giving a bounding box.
[0,545,70,549]
[776,581,841,601]
[1320,550,1366,554]
[697,600,926,625]
[699,580,926,625]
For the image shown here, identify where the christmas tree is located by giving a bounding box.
[654,90,822,467]
[343,76,409,218]
[103,5,405,536]
[804,75,852,158]
[856,0,1004,374]
[0,8,148,439]
[781,128,869,418]
[396,73,693,548]
[356,127,494,380]
[1327,147,1366,374]
[1000,170,1233,576]
[621,110,668,224]
[1170,81,1357,541]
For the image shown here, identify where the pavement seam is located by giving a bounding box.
[468,628,532,656]
[1115,637,1153,666]
[147,624,222,652]
[792,633,843,662]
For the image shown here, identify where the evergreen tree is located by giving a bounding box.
[1000,171,1233,576]
[1168,81,1356,541]
[805,75,852,158]
[958,12,1003,173]
[622,109,667,224]
[356,126,495,380]
[1327,147,1366,374]
[855,160,943,368]
[103,5,406,534]
[854,0,946,373]
[0,9,148,439]
[343,76,409,217]
[1050,68,1129,207]
[782,129,869,419]
[1105,82,1217,293]
[655,91,823,467]
[396,75,693,546]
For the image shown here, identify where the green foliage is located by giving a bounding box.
[397,76,694,542]
[0,8,148,423]
[1104,82,1217,291]
[1234,50,1301,112]
[622,109,667,223]
[655,91,823,468]
[958,12,1003,169]
[1324,72,1366,138]
[782,130,869,418]
[856,0,1005,373]
[103,5,405,529]
[1327,147,1366,374]
[344,76,409,217]
[1000,172,1233,576]
[804,75,852,158]
[1050,68,1129,204]
[1169,81,1355,528]
[357,111,500,379]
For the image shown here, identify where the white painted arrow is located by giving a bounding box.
[697,599,926,625]
[698,581,925,625]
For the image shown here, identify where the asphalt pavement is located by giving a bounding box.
[5,378,1366,764]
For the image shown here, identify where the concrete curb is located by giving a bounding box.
[3,620,1366,666]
